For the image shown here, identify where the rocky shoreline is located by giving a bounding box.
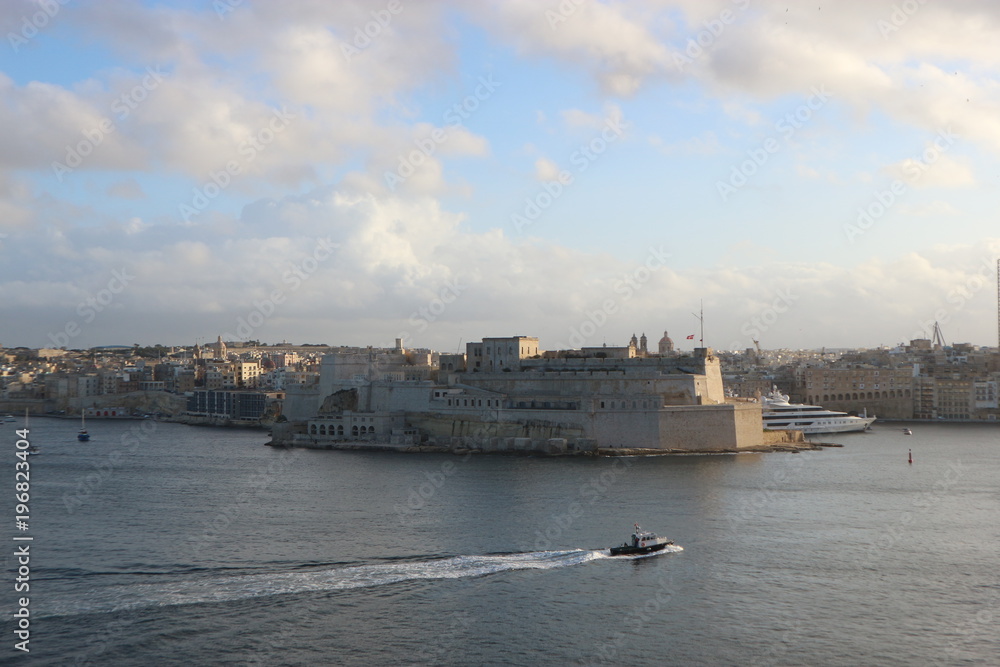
[265,438,836,456]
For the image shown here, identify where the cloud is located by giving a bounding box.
[467,1,674,96]
[650,130,721,155]
[107,178,146,199]
[534,157,561,181]
[883,153,976,189]
[896,200,961,217]
[3,1,1000,352]
[560,103,624,131]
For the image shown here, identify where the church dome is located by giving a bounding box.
[658,330,674,353]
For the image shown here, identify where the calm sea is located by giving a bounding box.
[5,416,998,666]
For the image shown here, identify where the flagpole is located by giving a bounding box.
[692,300,704,347]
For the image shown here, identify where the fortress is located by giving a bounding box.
[272,334,769,453]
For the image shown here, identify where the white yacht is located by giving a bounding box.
[761,388,875,434]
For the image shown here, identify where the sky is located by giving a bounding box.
[1,0,999,353]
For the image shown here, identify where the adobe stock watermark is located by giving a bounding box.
[62,420,157,513]
[405,275,467,335]
[877,0,928,39]
[857,460,964,569]
[412,611,472,665]
[69,617,136,666]
[735,284,798,344]
[563,245,670,348]
[522,456,635,552]
[341,0,403,59]
[672,0,751,71]
[716,85,832,202]
[512,114,627,234]
[51,66,168,182]
[393,417,501,526]
[908,255,996,342]
[7,0,69,53]
[179,106,295,222]
[589,573,675,665]
[394,452,473,526]
[843,127,958,243]
[48,267,135,348]
[214,0,245,20]
[223,237,337,342]
[720,451,806,543]
[545,0,585,30]
[384,74,500,192]
[187,448,303,558]
[942,587,998,662]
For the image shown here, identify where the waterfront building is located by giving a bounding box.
[275,334,767,452]
[186,389,268,421]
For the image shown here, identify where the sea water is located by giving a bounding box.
[7,417,997,665]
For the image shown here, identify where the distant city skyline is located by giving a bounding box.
[1,1,999,351]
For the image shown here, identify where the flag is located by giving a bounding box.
[686,334,695,339]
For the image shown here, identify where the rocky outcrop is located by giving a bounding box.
[318,388,359,415]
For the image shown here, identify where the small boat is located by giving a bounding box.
[902,428,912,435]
[3,414,14,422]
[77,412,90,442]
[610,523,673,556]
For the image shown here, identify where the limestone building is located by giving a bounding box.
[274,334,766,452]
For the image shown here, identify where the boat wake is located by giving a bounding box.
[45,548,665,617]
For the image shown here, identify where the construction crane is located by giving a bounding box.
[932,321,947,349]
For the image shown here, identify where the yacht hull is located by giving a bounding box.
[763,418,875,434]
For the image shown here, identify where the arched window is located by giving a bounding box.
[352,425,359,437]
[337,425,344,436]
[319,424,327,435]
[309,424,317,434]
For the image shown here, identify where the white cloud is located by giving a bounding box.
[534,157,561,181]
[883,153,976,189]
[560,103,624,131]
[4,1,1000,351]
[107,178,146,200]
[468,1,674,96]
[896,201,961,217]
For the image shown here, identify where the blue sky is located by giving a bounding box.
[1,0,999,351]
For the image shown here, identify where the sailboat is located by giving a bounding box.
[77,411,90,441]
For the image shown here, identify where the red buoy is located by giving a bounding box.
[908,449,912,464]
